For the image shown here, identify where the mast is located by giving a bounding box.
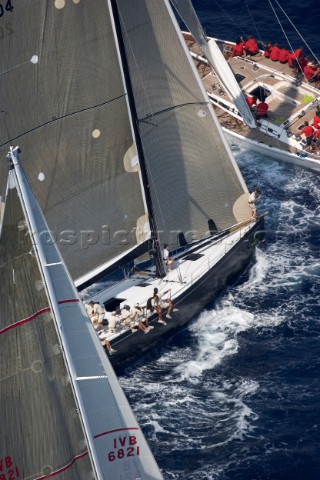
[109,0,166,278]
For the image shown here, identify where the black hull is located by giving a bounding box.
[109,219,264,371]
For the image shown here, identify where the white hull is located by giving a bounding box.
[223,128,320,172]
[184,32,320,174]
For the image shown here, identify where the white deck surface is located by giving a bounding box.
[87,223,254,341]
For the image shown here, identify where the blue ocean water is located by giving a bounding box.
[120,2,320,479]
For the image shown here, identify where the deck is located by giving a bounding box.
[184,33,320,160]
[84,221,254,343]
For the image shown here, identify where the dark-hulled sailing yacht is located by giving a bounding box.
[0,1,263,476]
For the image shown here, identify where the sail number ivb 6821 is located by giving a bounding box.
[108,435,140,462]
[0,456,19,480]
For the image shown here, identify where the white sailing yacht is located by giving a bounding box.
[178,1,320,172]
[0,1,264,454]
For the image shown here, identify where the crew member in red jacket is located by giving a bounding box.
[243,36,259,56]
[246,95,257,109]
[288,47,303,73]
[313,110,320,129]
[303,61,320,82]
[264,41,272,58]
[232,38,245,57]
[278,46,290,64]
[269,44,280,61]
[256,100,269,118]
[299,55,308,70]
[315,128,320,154]
[301,121,315,152]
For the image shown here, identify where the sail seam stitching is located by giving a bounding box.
[0,96,127,148]
[33,451,89,479]
[139,101,208,123]
[94,427,139,439]
[0,299,79,335]
[32,429,140,478]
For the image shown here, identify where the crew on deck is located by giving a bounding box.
[232,37,245,57]
[248,189,261,220]
[131,304,154,333]
[313,108,320,129]
[264,41,272,58]
[243,36,259,57]
[149,288,175,324]
[84,300,106,327]
[269,43,281,62]
[303,60,320,82]
[120,305,138,333]
[278,46,290,64]
[84,301,116,355]
[256,99,269,119]
[288,47,303,73]
[93,301,106,324]
[301,121,315,152]
[107,310,121,333]
[315,127,320,154]
[163,243,174,272]
[299,55,308,71]
[246,95,257,109]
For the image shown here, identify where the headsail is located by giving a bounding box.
[113,0,251,247]
[0,147,163,479]
[170,0,257,129]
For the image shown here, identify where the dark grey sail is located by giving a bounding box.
[0,0,254,284]
[0,147,163,479]
[114,0,252,247]
[0,1,148,284]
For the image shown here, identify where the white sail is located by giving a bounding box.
[0,147,162,479]
[170,0,257,128]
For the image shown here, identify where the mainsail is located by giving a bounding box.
[0,0,149,284]
[0,147,163,479]
[170,0,257,129]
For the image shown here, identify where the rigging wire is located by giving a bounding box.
[242,0,264,47]
[266,0,308,81]
[266,1,296,59]
[210,0,247,38]
[273,0,319,64]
